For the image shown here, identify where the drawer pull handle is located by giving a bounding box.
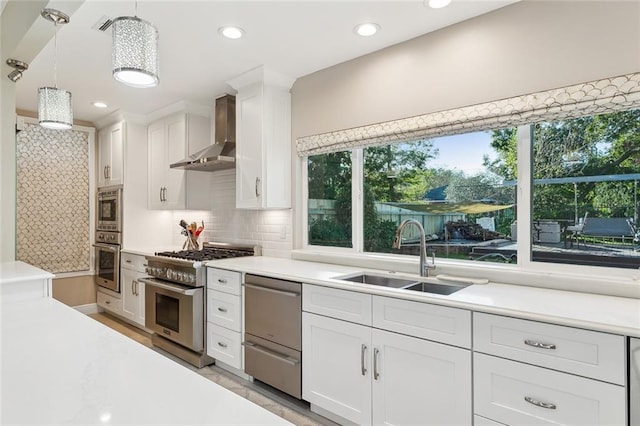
[361,344,367,376]
[217,307,228,313]
[373,348,380,380]
[218,342,228,348]
[217,278,227,284]
[243,341,300,366]
[524,396,557,410]
[524,339,556,350]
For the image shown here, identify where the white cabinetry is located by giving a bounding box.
[148,112,211,210]
[97,289,123,316]
[98,121,124,188]
[473,312,626,425]
[120,252,147,327]
[302,284,472,426]
[206,268,243,370]
[227,66,295,209]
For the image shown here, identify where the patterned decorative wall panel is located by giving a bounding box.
[296,72,640,156]
[16,123,90,273]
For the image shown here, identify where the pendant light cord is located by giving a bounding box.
[53,20,58,88]
[134,0,138,17]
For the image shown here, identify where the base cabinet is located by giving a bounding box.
[303,312,372,424]
[302,312,471,426]
[120,268,146,327]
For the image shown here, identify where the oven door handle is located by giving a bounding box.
[243,341,300,366]
[244,283,300,298]
[139,278,199,296]
[92,243,118,251]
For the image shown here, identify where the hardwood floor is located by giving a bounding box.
[86,312,334,426]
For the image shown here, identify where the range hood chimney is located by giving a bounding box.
[170,94,236,171]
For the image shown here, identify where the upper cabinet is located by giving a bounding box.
[98,121,124,188]
[227,66,295,210]
[148,111,212,210]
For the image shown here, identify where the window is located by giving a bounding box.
[531,110,640,268]
[307,151,352,248]
[304,110,640,271]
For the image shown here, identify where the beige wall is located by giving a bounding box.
[291,1,640,140]
[53,275,96,307]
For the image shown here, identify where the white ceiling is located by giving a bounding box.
[13,0,517,124]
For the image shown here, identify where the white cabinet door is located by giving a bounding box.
[147,112,211,210]
[235,86,264,209]
[231,68,293,210]
[120,268,146,327]
[372,328,472,426]
[164,114,186,209]
[302,312,372,425]
[148,121,167,209]
[98,122,124,188]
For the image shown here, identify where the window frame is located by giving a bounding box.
[301,123,637,284]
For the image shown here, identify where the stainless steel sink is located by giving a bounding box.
[333,272,468,295]
[337,273,418,289]
[402,281,466,295]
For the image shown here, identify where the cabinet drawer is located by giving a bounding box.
[207,324,242,369]
[473,312,625,384]
[97,290,122,315]
[207,268,241,295]
[373,296,471,348]
[302,284,372,325]
[474,353,625,426]
[207,290,241,332]
[121,252,148,273]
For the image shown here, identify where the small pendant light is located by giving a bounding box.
[112,1,159,88]
[38,9,73,130]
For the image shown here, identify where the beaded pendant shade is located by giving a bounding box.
[112,15,159,88]
[38,9,73,130]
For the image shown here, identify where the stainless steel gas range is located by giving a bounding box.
[140,242,260,367]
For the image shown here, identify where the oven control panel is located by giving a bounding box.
[146,266,196,285]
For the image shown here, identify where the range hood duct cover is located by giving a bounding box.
[170,94,236,171]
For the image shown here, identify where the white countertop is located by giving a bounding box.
[207,256,640,338]
[0,260,54,284]
[1,296,291,425]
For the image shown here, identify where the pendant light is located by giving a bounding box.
[38,9,72,130]
[112,0,159,88]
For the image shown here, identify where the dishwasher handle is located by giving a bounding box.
[244,283,300,298]
[243,341,300,366]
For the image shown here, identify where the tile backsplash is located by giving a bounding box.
[172,170,292,257]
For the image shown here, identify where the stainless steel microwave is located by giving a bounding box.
[97,185,122,232]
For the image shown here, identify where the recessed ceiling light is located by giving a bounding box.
[354,23,380,37]
[427,0,452,9]
[92,101,108,108]
[218,26,245,40]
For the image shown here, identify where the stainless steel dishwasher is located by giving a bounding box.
[244,274,302,399]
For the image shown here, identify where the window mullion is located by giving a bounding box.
[353,149,364,252]
[516,124,533,266]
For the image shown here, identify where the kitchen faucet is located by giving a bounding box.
[392,219,436,277]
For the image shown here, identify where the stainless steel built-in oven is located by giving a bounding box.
[97,185,122,232]
[94,231,121,293]
[143,278,205,353]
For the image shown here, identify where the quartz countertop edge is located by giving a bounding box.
[0,261,54,284]
[2,296,292,425]
[206,256,640,338]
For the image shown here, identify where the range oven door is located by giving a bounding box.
[142,278,204,352]
[94,243,120,293]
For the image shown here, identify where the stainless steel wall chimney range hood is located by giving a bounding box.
[170,94,236,171]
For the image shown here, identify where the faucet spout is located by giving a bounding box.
[392,219,436,277]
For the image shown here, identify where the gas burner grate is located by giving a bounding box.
[155,247,255,261]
